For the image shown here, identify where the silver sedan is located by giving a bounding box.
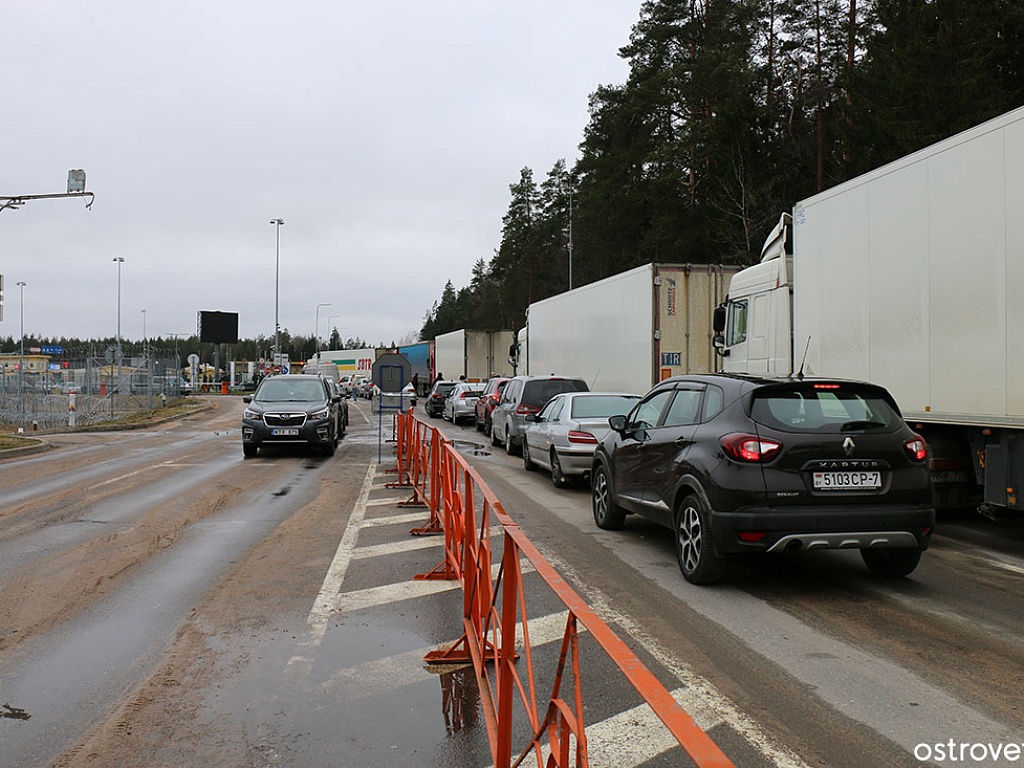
[522,391,640,488]
[442,382,484,424]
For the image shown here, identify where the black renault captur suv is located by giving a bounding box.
[242,374,342,458]
[590,373,935,584]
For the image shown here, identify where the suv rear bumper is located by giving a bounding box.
[710,504,935,554]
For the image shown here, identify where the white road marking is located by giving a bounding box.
[305,461,377,639]
[323,610,580,697]
[299,462,803,766]
[540,548,812,768]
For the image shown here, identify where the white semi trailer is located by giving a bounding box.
[434,329,514,382]
[715,106,1024,516]
[511,263,738,395]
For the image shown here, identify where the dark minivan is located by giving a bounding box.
[591,373,935,584]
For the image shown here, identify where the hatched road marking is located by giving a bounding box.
[301,462,807,768]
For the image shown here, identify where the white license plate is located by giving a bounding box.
[813,471,882,490]
[271,428,300,436]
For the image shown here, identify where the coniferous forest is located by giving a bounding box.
[419,0,1024,340]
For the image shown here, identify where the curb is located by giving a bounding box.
[0,400,214,457]
[0,440,53,460]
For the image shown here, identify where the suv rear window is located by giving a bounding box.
[521,378,588,409]
[750,384,902,433]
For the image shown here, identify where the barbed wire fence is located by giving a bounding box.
[0,344,194,433]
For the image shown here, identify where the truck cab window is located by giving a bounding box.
[726,300,748,346]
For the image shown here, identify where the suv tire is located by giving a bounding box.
[861,547,921,578]
[675,494,726,585]
[592,464,626,530]
[490,422,501,447]
[243,443,258,458]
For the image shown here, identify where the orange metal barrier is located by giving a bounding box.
[390,411,734,768]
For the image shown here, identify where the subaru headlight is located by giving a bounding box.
[243,408,260,420]
[311,407,330,420]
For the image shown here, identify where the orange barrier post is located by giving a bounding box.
[385,410,413,489]
[409,419,445,535]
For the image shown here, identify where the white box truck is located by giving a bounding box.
[715,106,1024,516]
[511,263,738,395]
[434,330,514,382]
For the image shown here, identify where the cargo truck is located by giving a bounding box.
[511,263,738,395]
[397,340,434,395]
[305,348,377,381]
[714,106,1024,516]
[434,329,514,382]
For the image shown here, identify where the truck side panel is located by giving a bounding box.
[398,341,433,390]
[527,265,656,394]
[433,330,466,382]
[1008,118,1024,420]
[526,263,736,394]
[794,107,1024,427]
[433,330,514,381]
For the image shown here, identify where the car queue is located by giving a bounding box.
[240,368,935,588]
[423,370,936,587]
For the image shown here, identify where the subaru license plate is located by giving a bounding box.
[271,428,300,436]
[813,471,881,490]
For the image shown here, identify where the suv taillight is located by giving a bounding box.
[904,435,928,462]
[516,404,540,415]
[721,433,782,463]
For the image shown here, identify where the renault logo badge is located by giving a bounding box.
[843,437,856,456]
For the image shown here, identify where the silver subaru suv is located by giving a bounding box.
[490,374,589,455]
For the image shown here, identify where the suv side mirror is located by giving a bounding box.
[608,414,627,433]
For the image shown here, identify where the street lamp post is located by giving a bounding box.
[141,309,150,406]
[270,218,284,365]
[113,257,125,398]
[315,302,331,356]
[16,281,26,394]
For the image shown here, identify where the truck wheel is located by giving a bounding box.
[675,494,725,585]
[523,440,537,470]
[861,548,922,578]
[592,464,625,530]
[550,451,568,488]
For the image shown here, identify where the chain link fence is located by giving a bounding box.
[0,347,193,433]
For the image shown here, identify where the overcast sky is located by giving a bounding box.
[2,1,638,352]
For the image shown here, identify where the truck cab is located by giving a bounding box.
[714,213,795,377]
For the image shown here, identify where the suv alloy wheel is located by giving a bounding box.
[675,494,725,585]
